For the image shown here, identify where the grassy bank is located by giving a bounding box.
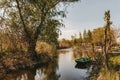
[89,54,120,80]
[0,41,56,76]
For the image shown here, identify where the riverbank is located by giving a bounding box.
[0,51,52,77]
[89,53,120,80]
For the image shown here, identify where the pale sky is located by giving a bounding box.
[59,0,120,40]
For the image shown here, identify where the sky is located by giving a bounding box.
[58,0,120,40]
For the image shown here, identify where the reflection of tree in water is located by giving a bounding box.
[1,54,59,80]
[73,46,95,60]
[57,49,70,54]
[73,46,82,58]
[35,54,60,80]
[1,69,36,80]
[16,70,36,80]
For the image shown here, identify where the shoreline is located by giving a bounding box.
[0,53,51,75]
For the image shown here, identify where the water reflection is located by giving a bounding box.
[73,46,95,60]
[35,54,59,80]
[1,54,59,80]
[75,63,91,69]
[1,70,36,80]
[1,48,93,80]
[58,48,92,80]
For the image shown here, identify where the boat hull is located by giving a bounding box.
[75,58,91,65]
[75,62,91,69]
[75,60,91,64]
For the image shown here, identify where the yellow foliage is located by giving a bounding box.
[97,70,119,80]
[109,55,120,65]
[36,41,56,54]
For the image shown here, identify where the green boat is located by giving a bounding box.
[75,62,91,69]
[75,57,91,64]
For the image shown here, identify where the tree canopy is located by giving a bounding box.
[0,0,80,59]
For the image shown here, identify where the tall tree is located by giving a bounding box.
[103,10,112,69]
[87,30,92,43]
[83,29,87,43]
[79,32,83,43]
[0,0,80,59]
[92,27,104,46]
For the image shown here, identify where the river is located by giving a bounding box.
[1,48,93,80]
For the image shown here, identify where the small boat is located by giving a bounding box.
[75,57,91,64]
[75,63,91,69]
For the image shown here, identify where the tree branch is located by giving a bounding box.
[34,0,61,40]
[34,0,79,40]
[15,0,31,41]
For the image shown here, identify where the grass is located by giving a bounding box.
[96,54,120,80]
[97,69,120,80]
[109,55,120,65]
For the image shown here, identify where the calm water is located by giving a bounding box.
[1,48,92,80]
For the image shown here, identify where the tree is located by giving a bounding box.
[79,32,83,43]
[92,26,115,51]
[103,10,112,69]
[113,27,120,43]
[83,29,87,43]
[59,38,71,48]
[92,27,104,46]
[87,30,92,43]
[71,33,78,45]
[0,0,80,59]
[83,29,92,43]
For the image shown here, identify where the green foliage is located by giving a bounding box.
[104,10,112,30]
[109,55,120,66]
[0,0,80,55]
[41,19,64,45]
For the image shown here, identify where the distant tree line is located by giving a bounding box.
[59,26,116,52]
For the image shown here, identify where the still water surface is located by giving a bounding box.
[2,48,92,80]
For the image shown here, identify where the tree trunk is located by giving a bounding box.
[27,40,38,60]
[0,40,2,52]
[103,27,109,70]
[91,43,94,53]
